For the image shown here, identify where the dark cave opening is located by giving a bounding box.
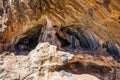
[55,32,71,47]
[14,35,39,52]
[14,25,43,53]
[12,25,120,60]
[57,27,100,51]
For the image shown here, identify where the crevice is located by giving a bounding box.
[49,62,112,79]
[56,32,71,47]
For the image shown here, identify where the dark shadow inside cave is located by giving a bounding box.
[55,32,71,47]
[14,24,43,55]
[14,35,39,52]
[56,27,100,51]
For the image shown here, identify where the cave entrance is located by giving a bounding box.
[14,35,39,51]
[13,25,100,55]
[55,27,100,51]
[14,24,43,53]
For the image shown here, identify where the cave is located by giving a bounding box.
[0,0,120,79]
[14,24,43,52]
[13,25,101,54]
[56,27,100,51]
[13,24,120,58]
[55,32,71,47]
[14,35,39,52]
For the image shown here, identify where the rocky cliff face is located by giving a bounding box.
[0,0,120,55]
[0,0,120,80]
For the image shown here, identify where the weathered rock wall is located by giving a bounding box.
[0,43,120,80]
[0,0,120,57]
[0,1,120,80]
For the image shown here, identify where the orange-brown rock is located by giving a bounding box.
[0,0,120,58]
[0,0,119,44]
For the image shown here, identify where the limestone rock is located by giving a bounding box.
[0,0,120,59]
[0,43,120,80]
[0,0,120,80]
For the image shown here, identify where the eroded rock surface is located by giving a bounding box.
[0,43,120,80]
[0,0,120,59]
[0,0,120,80]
